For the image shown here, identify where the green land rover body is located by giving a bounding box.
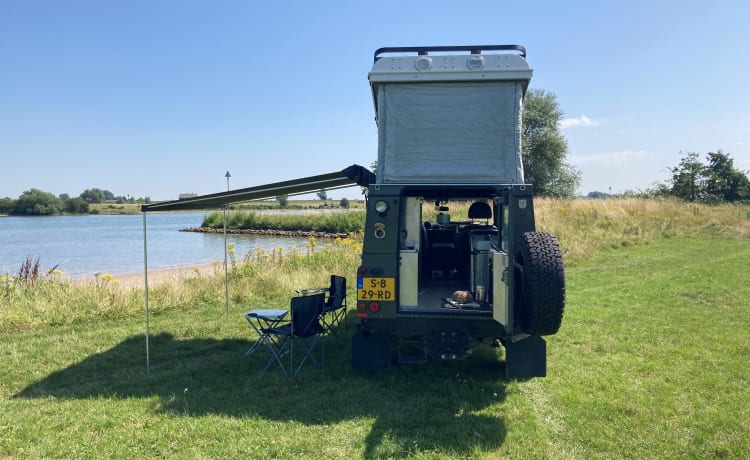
[351,46,565,378]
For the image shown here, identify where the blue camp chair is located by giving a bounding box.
[297,275,348,338]
[261,293,326,379]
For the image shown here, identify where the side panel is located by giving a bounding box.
[362,188,401,254]
[401,196,422,249]
[492,251,510,327]
[359,186,402,319]
[399,249,419,306]
[503,185,536,335]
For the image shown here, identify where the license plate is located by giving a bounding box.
[357,277,395,301]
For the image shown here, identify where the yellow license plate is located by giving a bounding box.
[357,277,395,301]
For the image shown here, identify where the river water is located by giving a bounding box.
[0,212,311,277]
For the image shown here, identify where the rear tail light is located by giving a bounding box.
[368,301,380,313]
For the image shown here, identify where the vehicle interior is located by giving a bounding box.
[398,193,504,315]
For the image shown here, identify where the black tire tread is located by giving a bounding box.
[516,232,565,336]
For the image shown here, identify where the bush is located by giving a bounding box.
[0,197,15,214]
[12,189,62,215]
[64,197,90,214]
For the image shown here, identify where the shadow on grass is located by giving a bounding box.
[15,332,510,457]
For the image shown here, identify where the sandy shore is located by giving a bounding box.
[76,262,225,289]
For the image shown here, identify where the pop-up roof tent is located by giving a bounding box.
[139,165,374,376]
[369,45,532,185]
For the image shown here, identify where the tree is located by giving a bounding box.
[587,191,612,199]
[317,190,328,200]
[669,152,704,202]
[522,89,581,197]
[64,197,90,214]
[12,189,63,215]
[667,150,750,203]
[704,150,750,202]
[80,188,106,203]
[276,195,289,207]
[0,197,15,214]
[339,197,350,209]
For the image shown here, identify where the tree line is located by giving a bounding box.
[4,90,747,213]
[520,91,749,202]
[587,151,750,203]
[0,188,151,215]
[662,150,749,203]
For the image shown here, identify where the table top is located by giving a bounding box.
[297,288,328,296]
[246,309,288,320]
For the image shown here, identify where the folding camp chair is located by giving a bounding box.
[297,275,347,338]
[261,293,326,379]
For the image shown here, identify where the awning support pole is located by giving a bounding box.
[223,206,229,321]
[143,212,150,378]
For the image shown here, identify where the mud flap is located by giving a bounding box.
[352,330,392,371]
[504,335,546,378]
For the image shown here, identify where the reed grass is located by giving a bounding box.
[0,237,362,333]
[535,197,750,263]
[202,210,366,234]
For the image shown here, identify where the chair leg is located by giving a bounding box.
[323,308,348,340]
[262,335,292,379]
[289,336,324,378]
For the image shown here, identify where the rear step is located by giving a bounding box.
[397,337,428,364]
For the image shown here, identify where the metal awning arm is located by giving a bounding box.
[142,164,375,212]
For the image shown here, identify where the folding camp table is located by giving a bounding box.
[244,309,289,357]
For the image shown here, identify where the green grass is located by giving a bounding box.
[2,199,749,457]
[89,203,143,214]
[1,236,748,458]
[202,210,367,234]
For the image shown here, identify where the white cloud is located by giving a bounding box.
[559,115,600,129]
[570,150,647,165]
[737,141,745,146]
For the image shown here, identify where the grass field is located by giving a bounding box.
[1,199,749,458]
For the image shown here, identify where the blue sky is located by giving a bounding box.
[2,0,748,200]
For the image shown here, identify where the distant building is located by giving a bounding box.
[179,193,198,200]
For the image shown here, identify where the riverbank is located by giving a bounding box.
[180,226,353,239]
[114,262,223,288]
[66,262,223,289]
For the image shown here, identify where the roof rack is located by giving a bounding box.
[373,45,526,63]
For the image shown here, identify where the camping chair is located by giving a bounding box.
[261,293,326,379]
[297,275,348,338]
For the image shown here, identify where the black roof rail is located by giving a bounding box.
[373,45,526,63]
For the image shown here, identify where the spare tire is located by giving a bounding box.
[514,232,565,336]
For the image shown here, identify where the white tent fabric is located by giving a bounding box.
[376,81,525,184]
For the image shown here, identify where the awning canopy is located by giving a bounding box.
[141,164,375,212]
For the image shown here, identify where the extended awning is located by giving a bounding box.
[139,163,375,377]
[142,164,375,212]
